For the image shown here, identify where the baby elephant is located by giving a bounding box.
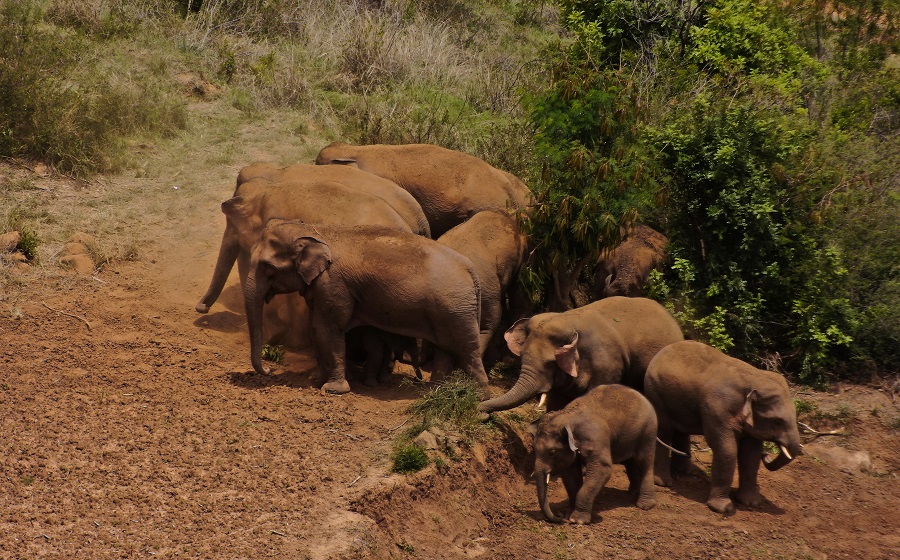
[532,384,658,524]
[644,340,803,515]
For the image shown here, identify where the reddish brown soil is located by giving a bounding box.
[1,165,898,559]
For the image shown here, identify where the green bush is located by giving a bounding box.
[406,372,486,439]
[390,444,430,474]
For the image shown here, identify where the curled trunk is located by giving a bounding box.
[535,472,562,523]
[763,442,801,472]
[477,373,544,414]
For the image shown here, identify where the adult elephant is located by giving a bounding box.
[244,220,488,394]
[315,142,532,237]
[235,162,430,237]
[644,340,803,514]
[436,210,528,360]
[595,224,668,298]
[195,178,413,315]
[478,297,683,414]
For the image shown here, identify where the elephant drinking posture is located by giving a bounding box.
[644,340,803,514]
[533,384,658,524]
[478,297,684,414]
[244,220,488,394]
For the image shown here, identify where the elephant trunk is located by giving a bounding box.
[196,229,240,313]
[243,269,269,375]
[477,371,545,414]
[535,471,562,523]
[763,440,802,472]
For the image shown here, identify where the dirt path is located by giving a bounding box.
[1,155,899,559]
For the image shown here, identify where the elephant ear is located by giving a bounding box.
[292,236,332,285]
[504,318,531,356]
[554,332,579,378]
[565,425,578,452]
[738,390,759,429]
[221,196,252,217]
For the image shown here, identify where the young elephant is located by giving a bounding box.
[244,220,488,394]
[478,297,684,414]
[315,142,532,237]
[594,224,668,298]
[644,340,803,514]
[532,384,658,524]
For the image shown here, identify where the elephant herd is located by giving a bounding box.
[195,142,802,524]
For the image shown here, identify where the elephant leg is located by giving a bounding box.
[430,349,453,383]
[735,437,764,507]
[196,229,240,313]
[310,308,350,394]
[627,437,658,510]
[705,431,739,515]
[670,431,693,476]
[569,453,612,525]
[360,330,385,387]
[560,461,583,516]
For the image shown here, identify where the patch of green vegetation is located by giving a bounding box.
[793,399,818,415]
[390,444,429,474]
[406,371,486,439]
[261,344,285,364]
[16,228,39,262]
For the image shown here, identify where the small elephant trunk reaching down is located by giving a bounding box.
[535,471,562,524]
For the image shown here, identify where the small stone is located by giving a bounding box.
[805,443,875,474]
[58,254,95,275]
[413,430,438,450]
[0,231,20,253]
[33,162,48,176]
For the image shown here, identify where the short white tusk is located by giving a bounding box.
[537,393,547,410]
[546,473,550,485]
[779,444,793,460]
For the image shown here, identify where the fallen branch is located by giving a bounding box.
[42,302,91,332]
[348,475,362,487]
[798,421,845,437]
[269,530,287,537]
[388,418,410,433]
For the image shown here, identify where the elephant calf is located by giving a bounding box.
[532,384,658,524]
[644,340,803,515]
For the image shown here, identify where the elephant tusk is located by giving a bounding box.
[779,444,793,461]
[537,393,547,410]
[546,473,551,485]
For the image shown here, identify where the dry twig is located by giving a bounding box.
[798,421,845,437]
[348,475,362,487]
[42,302,92,332]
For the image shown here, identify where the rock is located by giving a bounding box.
[33,162,48,176]
[804,442,875,474]
[64,242,89,256]
[413,430,439,450]
[0,231,20,253]
[58,253,95,275]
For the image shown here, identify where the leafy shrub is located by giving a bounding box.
[261,344,285,364]
[390,443,429,474]
[17,228,39,262]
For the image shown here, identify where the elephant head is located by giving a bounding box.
[314,142,358,166]
[478,315,578,413]
[244,219,332,375]
[737,378,803,471]
[531,416,579,523]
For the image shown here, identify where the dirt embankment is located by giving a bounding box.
[1,163,898,559]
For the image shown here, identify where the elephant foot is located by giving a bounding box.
[654,474,673,487]
[707,496,736,515]
[195,302,210,313]
[362,377,378,388]
[322,379,351,394]
[636,495,657,510]
[566,510,592,525]
[735,488,762,507]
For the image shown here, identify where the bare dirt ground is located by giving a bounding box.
[1,137,899,559]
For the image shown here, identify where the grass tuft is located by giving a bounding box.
[261,344,285,364]
[391,443,429,474]
[407,371,485,438]
[17,228,39,262]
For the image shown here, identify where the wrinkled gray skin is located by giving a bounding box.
[436,210,528,359]
[235,162,430,237]
[244,220,488,394]
[315,142,532,238]
[478,297,684,414]
[595,224,668,298]
[533,385,658,524]
[195,177,415,315]
[644,340,803,515]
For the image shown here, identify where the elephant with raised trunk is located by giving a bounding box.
[644,340,803,515]
[315,142,532,237]
[478,297,683,415]
[244,220,488,394]
[533,384,658,524]
[195,177,417,315]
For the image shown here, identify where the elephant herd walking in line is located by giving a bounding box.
[195,142,802,524]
